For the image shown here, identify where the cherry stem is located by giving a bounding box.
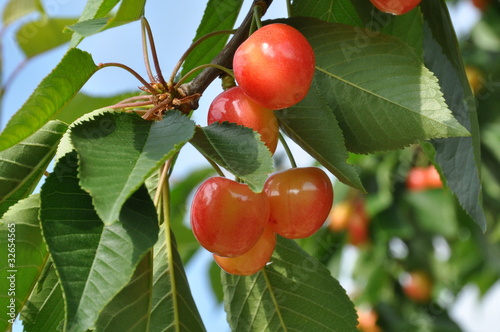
[141,18,155,83]
[168,29,237,84]
[279,132,297,168]
[204,155,225,177]
[109,100,154,110]
[174,64,234,90]
[286,0,292,16]
[253,4,264,29]
[142,95,173,120]
[141,17,167,88]
[98,62,158,94]
[154,159,173,208]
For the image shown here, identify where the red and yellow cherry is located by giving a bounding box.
[465,66,484,95]
[347,212,370,246]
[264,167,333,239]
[327,201,353,232]
[233,23,315,110]
[406,165,442,191]
[213,226,276,276]
[369,0,421,15]
[401,270,433,303]
[190,177,270,257]
[472,0,491,11]
[357,308,381,332]
[208,86,279,153]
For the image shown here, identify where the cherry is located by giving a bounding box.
[327,201,353,232]
[264,167,333,239]
[472,0,491,11]
[190,177,270,257]
[233,23,315,110]
[347,212,370,246]
[357,308,381,332]
[208,86,279,153]
[425,165,443,189]
[213,226,276,276]
[369,0,421,15]
[401,270,433,303]
[406,165,442,191]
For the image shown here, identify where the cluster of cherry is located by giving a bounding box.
[190,24,334,276]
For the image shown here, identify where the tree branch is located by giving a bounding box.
[178,0,273,110]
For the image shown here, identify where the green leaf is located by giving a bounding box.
[421,0,487,230]
[40,151,159,332]
[0,194,47,332]
[181,0,243,81]
[222,237,358,332]
[0,171,42,219]
[381,9,424,57]
[96,226,206,331]
[149,226,206,331]
[56,91,137,125]
[65,17,109,37]
[286,17,469,154]
[69,0,120,47]
[0,120,67,205]
[0,48,97,152]
[105,0,146,29]
[71,110,195,224]
[276,78,364,192]
[20,262,65,332]
[94,254,153,331]
[66,0,146,38]
[2,0,40,26]
[16,17,78,58]
[190,122,274,192]
[290,0,363,27]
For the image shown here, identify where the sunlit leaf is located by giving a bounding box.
[0,194,47,332]
[290,0,362,27]
[71,110,195,224]
[16,18,78,58]
[285,17,469,154]
[223,237,358,331]
[40,151,159,332]
[0,120,67,205]
[2,0,40,26]
[181,0,243,81]
[69,0,120,47]
[20,262,65,332]
[421,0,486,230]
[276,77,364,192]
[0,48,97,152]
[190,122,273,193]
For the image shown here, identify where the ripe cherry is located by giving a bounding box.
[401,270,433,303]
[369,0,421,15]
[327,201,353,232]
[406,165,442,191]
[213,226,276,276]
[357,308,381,332]
[190,177,270,257]
[233,23,315,110]
[472,0,491,11]
[208,86,279,153]
[264,167,333,239]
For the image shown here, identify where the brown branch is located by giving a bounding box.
[178,0,273,110]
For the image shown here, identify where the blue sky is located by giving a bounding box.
[1,1,498,332]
